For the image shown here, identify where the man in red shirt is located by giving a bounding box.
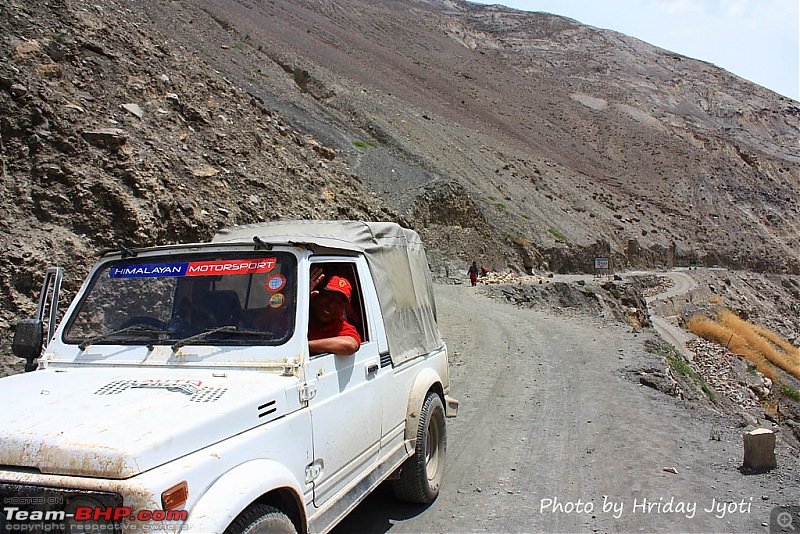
[308,268,361,355]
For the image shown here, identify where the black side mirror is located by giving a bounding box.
[13,319,43,372]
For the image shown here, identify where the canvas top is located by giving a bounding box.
[213,220,444,364]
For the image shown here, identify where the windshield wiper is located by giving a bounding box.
[170,326,275,351]
[170,325,279,351]
[79,326,170,350]
[171,325,239,351]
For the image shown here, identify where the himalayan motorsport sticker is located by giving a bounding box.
[269,293,285,308]
[110,258,277,278]
[266,274,287,292]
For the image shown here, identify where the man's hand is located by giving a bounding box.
[310,266,325,295]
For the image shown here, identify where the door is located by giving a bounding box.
[304,259,382,507]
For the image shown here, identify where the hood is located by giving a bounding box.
[0,367,301,479]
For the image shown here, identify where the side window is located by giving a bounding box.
[311,262,368,343]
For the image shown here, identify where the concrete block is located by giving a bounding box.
[742,428,777,471]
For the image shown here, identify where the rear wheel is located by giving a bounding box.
[224,504,296,534]
[392,391,447,504]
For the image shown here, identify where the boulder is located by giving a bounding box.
[81,128,127,149]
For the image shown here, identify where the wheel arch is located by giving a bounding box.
[404,367,444,444]
[250,488,306,534]
[182,459,307,534]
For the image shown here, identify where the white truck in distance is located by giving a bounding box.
[0,220,458,534]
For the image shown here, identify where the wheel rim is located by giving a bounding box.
[425,408,442,481]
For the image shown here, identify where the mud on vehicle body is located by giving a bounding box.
[1,220,458,534]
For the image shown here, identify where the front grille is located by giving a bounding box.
[0,483,123,532]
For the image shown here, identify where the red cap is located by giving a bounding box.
[323,276,352,300]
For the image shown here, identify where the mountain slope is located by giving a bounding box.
[137,0,800,272]
[1,0,798,372]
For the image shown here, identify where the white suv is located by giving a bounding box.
[1,220,458,534]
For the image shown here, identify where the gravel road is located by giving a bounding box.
[334,280,798,533]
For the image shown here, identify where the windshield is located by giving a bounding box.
[63,251,297,347]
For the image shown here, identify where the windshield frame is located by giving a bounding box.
[61,247,299,349]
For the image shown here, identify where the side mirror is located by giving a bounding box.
[13,319,43,372]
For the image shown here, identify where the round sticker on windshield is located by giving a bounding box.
[269,293,285,308]
[266,274,287,292]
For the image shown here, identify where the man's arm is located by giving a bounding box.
[309,335,360,356]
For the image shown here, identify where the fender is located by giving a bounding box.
[182,459,306,534]
[404,367,444,447]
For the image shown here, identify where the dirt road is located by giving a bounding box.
[645,269,698,360]
[335,281,797,533]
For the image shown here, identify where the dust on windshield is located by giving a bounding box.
[63,252,297,348]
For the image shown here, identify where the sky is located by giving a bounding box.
[469,0,799,102]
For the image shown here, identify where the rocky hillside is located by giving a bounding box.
[0,0,401,373]
[139,0,799,274]
[1,0,799,373]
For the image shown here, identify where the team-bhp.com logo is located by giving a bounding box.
[2,504,187,531]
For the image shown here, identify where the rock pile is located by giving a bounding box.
[686,338,769,409]
[477,271,545,285]
[684,337,800,444]
[481,276,651,329]
[637,275,676,297]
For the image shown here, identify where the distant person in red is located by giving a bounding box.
[468,260,479,287]
[308,267,361,355]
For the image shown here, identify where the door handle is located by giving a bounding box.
[366,363,379,376]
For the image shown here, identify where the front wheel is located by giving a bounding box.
[392,391,447,504]
[224,504,296,534]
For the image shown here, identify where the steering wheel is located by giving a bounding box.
[189,308,218,329]
[120,315,169,330]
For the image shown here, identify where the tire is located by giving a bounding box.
[392,391,447,504]
[224,504,296,534]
